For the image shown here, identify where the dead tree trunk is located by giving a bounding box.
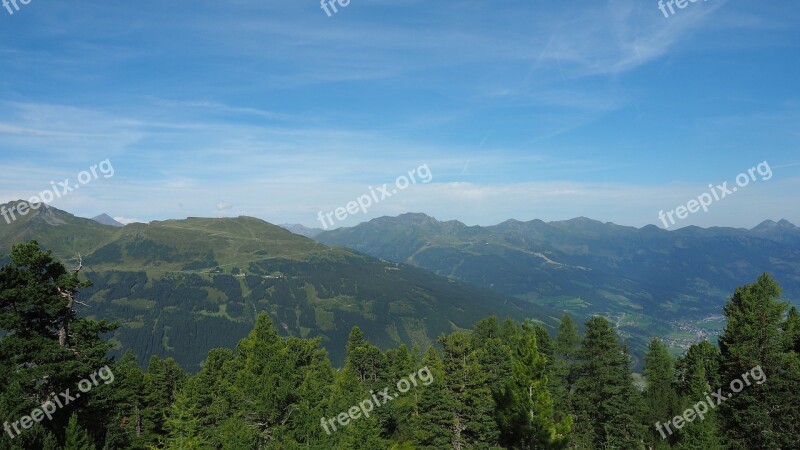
[56,254,85,348]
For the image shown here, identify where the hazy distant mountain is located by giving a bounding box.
[0,203,557,371]
[317,213,800,359]
[279,223,324,238]
[92,213,125,227]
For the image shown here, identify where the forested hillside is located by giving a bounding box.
[317,213,800,362]
[1,243,798,449]
[0,204,558,370]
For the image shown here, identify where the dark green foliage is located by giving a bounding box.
[0,242,115,449]
[534,323,555,363]
[103,351,148,449]
[718,274,800,449]
[496,322,569,449]
[412,348,454,449]
[784,306,800,353]
[64,414,96,450]
[440,331,500,448]
[674,342,724,450]
[141,356,187,446]
[555,314,580,359]
[3,242,800,449]
[643,338,680,447]
[571,317,646,449]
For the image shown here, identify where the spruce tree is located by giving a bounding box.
[0,242,115,447]
[551,314,580,430]
[160,390,205,450]
[385,344,417,442]
[675,359,724,450]
[178,348,236,448]
[440,331,499,449]
[497,322,570,449]
[229,313,299,447]
[555,314,580,360]
[643,338,680,447]
[571,317,645,449]
[103,351,147,450]
[534,323,555,364]
[412,347,454,449]
[142,356,187,446]
[326,365,386,449]
[672,340,723,449]
[717,274,798,449]
[64,414,96,450]
[783,306,800,353]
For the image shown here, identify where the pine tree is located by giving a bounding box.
[0,242,115,446]
[228,313,298,447]
[385,344,418,442]
[675,354,724,450]
[643,338,680,447]
[717,274,798,449]
[281,336,335,449]
[103,351,147,450]
[672,340,723,449]
[783,306,800,353]
[769,305,800,449]
[64,414,96,450]
[534,323,555,364]
[551,314,580,431]
[471,316,502,349]
[555,314,580,360]
[497,321,570,449]
[326,365,386,449]
[571,317,646,449]
[412,347,454,449]
[178,348,236,448]
[341,327,392,440]
[142,356,187,446]
[160,390,206,450]
[440,331,499,449]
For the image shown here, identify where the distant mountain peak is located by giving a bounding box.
[753,219,797,231]
[92,213,125,227]
[376,213,469,232]
[548,216,608,230]
[0,200,69,226]
[396,212,439,223]
[279,223,323,238]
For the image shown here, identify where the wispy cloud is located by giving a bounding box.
[0,0,797,229]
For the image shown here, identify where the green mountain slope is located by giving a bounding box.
[316,213,800,361]
[0,202,558,371]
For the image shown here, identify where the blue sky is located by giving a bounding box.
[0,0,798,228]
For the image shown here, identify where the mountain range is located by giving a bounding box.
[316,213,800,359]
[0,202,556,371]
[4,201,797,370]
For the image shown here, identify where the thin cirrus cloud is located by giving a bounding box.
[0,0,797,228]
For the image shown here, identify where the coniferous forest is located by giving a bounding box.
[1,241,799,449]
